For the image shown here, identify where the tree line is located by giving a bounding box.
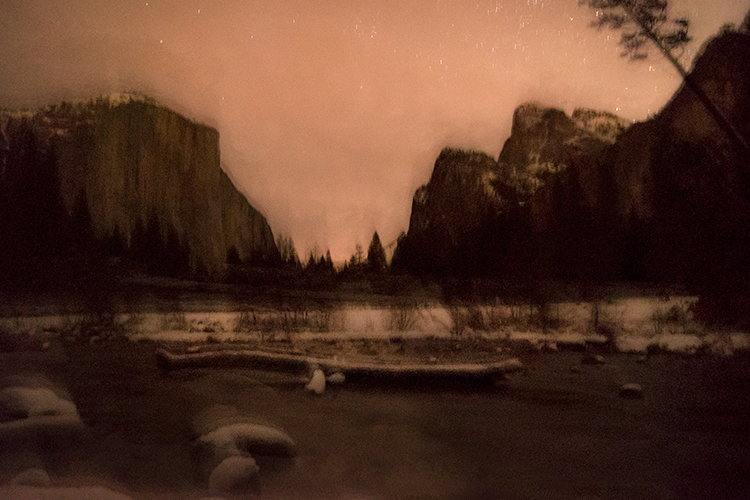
[274,231,388,276]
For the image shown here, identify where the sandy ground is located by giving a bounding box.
[1,338,749,500]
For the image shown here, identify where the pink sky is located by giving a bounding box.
[1,0,748,261]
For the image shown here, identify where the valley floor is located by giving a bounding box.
[1,337,749,500]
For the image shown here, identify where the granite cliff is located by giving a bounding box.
[393,104,629,277]
[394,30,750,291]
[0,93,278,279]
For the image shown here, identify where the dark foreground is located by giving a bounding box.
[1,339,749,500]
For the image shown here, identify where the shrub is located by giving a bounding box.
[448,306,468,338]
[651,303,689,335]
[466,307,486,331]
[313,303,332,332]
[390,299,418,332]
[161,311,188,331]
[233,309,256,333]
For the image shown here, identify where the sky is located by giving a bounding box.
[1,0,748,262]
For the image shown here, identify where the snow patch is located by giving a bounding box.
[197,423,297,458]
[0,387,79,419]
[208,455,259,496]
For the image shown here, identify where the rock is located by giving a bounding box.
[10,468,50,487]
[427,356,438,365]
[192,405,297,459]
[0,378,83,445]
[619,383,643,399]
[305,369,325,395]
[0,383,83,446]
[636,354,647,363]
[540,341,557,352]
[41,342,50,351]
[0,387,79,420]
[326,372,346,384]
[187,345,201,354]
[197,423,297,459]
[208,456,260,497]
[569,365,581,374]
[581,354,605,365]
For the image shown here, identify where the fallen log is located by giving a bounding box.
[155,347,523,385]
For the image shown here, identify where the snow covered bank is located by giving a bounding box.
[3,296,749,356]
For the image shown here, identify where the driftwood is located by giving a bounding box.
[155,347,523,385]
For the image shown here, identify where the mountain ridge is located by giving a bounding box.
[0,93,279,279]
[394,30,750,295]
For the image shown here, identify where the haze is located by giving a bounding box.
[1,0,748,261]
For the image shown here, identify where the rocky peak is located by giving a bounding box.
[498,102,627,196]
[571,108,630,144]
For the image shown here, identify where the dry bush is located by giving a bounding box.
[390,299,418,332]
[233,308,257,333]
[121,312,146,334]
[466,306,486,331]
[448,306,468,338]
[313,303,333,332]
[651,302,691,335]
[590,302,623,347]
[161,311,188,331]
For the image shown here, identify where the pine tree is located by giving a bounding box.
[276,234,300,267]
[325,250,334,270]
[350,244,364,268]
[367,231,387,273]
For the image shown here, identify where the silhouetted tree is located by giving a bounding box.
[583,0,750,155]
[389,232,408,273]
[71,189,94,250]
[367,231,387,273]
[306,251,317,270]
[324,250,334,270]
[276,234,300,267]
[349,243,365,269]
[227,245,241,265]
[163,224,189,276]
[0,121,66,271]
[100,225,126,256]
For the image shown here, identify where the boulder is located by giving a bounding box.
[0,376,83,445]
[197,423,297,459]
[208,456,260,497]
[193,405,297,459]
[619,383,643,399]
[10,468,50,487]
[581,354,605,365]
[305,369,325,395]
[326,372,345,385]
[0,387,78,420]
